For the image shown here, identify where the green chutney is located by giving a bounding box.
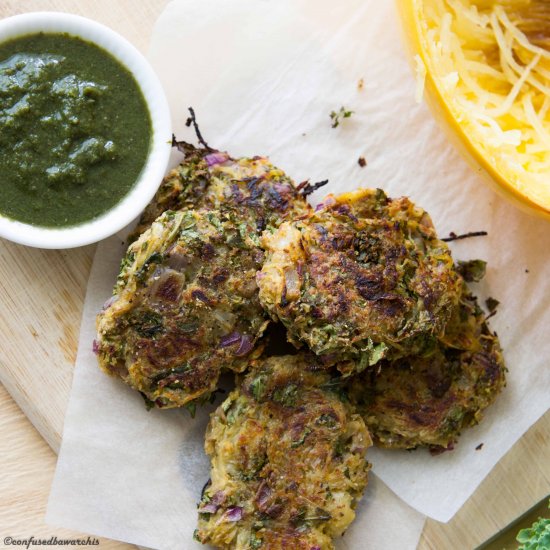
[0,33,152,227]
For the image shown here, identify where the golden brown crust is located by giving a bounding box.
[131,143,311,241]
[258,188,462,371]
[196,355,372,550]
[348,282,506,451]
[96,209,268,410]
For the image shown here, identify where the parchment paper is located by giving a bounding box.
[47,0,550,541]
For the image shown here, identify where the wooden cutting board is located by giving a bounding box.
[1,1,548,548]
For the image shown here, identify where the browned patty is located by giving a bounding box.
[348,282,506,451]
[96,209,268,410]
[196,355,372,550]
[258,188,462,372]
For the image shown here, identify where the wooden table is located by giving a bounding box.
[0,1,548,548]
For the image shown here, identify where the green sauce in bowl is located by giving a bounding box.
[0,32,152,227]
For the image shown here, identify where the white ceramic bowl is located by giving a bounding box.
[0,12,172,249]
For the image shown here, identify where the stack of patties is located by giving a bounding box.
[96,141,506,549]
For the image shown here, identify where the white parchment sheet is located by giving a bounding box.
[48,0,549,545]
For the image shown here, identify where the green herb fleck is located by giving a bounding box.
[140,392,155,411]
[186,401,197,418]
[291,427,312,448]
[330,106,354,128]
[133,311,164,338]
[119,251,135,272]
[239,222,260,246]
[136,251,164,282]
[222,397,235,414]
[250,374,268,401]
[357,339,388,371]
[320,379,349,403]
[206,211,223,231]
[456,259,487,283]
[317,413,338,428]
[272,383,298,406]
[334,436,347,458]
[240,454,267,481]
[291,506,332,530]
[225,397,246,425]
[150,363,191,387]
[249,534,263,549]
[176,321,199,333]
[116,251,135,287]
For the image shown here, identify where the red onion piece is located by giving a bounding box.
[198,490,225,514]
[219,332,254,356]
[315,195,336,211]
[274,183,291,194]
[92,339,100,355]
[210,491,225,505]
[199,502,218,514]
[205,152,229,166]
[255,482,272,509]
[101,295,118,310]
[167,251,192,271]
[220,332,242,348]
[223,506,243,522]
[235,334,254,356]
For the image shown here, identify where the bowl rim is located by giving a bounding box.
[0,11,172,249]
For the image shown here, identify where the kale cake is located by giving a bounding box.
[196,355,372,550]
[348,281,506,452]
[258,188,462,372]
[96,208,269,410]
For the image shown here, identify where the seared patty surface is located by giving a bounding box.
[96,209,269,409]
[258,188,462,371]
[196,355,372,550]
[348,282,506,451]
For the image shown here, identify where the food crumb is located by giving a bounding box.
[525,269,530,273]
[358,156,367,167]
[485,297,499,313]
[475,443,484,451]
[330,106,354,128]
[358,78,364,90]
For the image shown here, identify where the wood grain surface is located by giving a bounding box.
[0,385,132,549]
[0,1,548,549]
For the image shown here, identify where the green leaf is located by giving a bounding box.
[132,311,164,338]
[516,500,550,550]
[186,401,197,418]
[291,427,312,448]
[456,259,487,283]
[272,383,298,406]
[249,534,263,549]
[329,106,354,128]
[249,374,268,401]
[357,339,388,371]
